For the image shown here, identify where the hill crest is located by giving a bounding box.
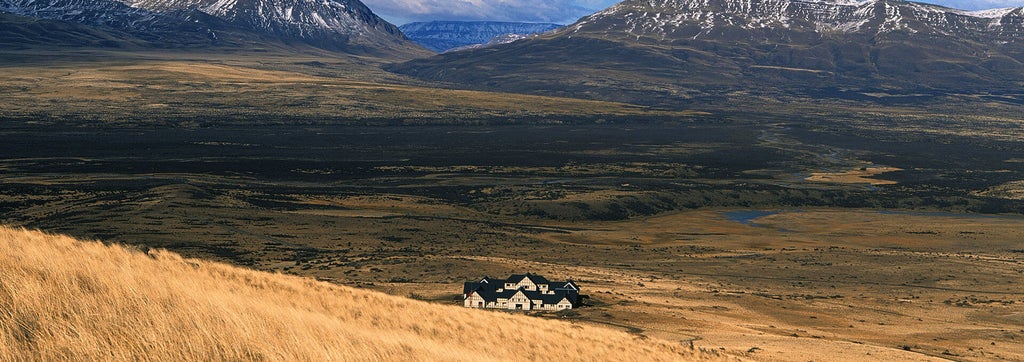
[0,226,734,361]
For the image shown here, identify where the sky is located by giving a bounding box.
[363,0,1024,26]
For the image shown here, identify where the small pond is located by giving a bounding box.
[723,210,781,226]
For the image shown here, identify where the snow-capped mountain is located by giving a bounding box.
[0,0,425,55]
[123,0,412,51]
[0,0,215,38]
[391,0,1024,105]
[573,0,1023,42]
[399,21,561,52]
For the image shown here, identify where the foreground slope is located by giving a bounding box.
[0,226,732,361]
[389,0,1024,106]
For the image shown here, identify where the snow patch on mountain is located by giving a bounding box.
[400,21,561,52]
[967,7,1018,18]
[569,0,1024,40]
[0,0,420,53]
[1,0,159,28]
[121,0,384,39]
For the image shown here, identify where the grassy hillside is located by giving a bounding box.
[0,226,734,361]
[0,53,696,126]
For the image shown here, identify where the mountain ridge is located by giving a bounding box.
[571,0,1024,42]
[389,0,1024,106]
[0,0,427,56]
[399,21,561,52]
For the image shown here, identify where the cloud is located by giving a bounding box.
[362,0,608,24]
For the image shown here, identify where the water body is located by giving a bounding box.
[723,210,781,226]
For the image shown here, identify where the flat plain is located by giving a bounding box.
[1,56,1023,361]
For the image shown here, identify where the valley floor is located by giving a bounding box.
[2,54,1023,360]
[1,120,1022,361]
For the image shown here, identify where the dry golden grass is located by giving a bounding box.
[0,226,736,361]
[804,166,902,185]
[0,58,700,124]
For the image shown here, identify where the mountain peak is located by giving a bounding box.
[121,0,418,53]
[570,0,1024,40]
[0,0,426,56]
[390,0,1024,106]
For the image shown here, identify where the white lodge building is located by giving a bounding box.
[462,274,583,311]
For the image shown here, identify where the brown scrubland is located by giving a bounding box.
[0,226,738,361]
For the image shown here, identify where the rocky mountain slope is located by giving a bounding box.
[0,0,225,46]
[0,11,143,48]
[399,21,561,52]
[0,0,426,56]
[389,0,1024,106]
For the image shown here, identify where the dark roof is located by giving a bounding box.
[526,274,549,284]
[465,274,581,304]
[480,276,503,284]
[551,280,579,291]
[495,289,519,299]
[463,282,483,295]
[465,283,503,302]
[504,273,551,285]
[465,281,582,306]
[539,290,579,304]
[505,274,528,283]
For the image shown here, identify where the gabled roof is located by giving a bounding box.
[526,274,550,285]
[539,290,578,305]
[552,280,579,291]
[465,284,503,302]
[480,276,503,285]
[495,289,518,299]
[505,273,551,285]
[505,274,528,284]
[466,274,581,305]
[463,282,483,295]
[465,278,505,297]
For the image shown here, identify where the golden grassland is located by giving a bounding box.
[804,166,903,185]
[0,226,738,361]
[0,52,698,124]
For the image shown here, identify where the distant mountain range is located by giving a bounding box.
[399,21,561,52]
[5,0,1024,107]
[389,0,1024,106]
[0,0,426,57]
